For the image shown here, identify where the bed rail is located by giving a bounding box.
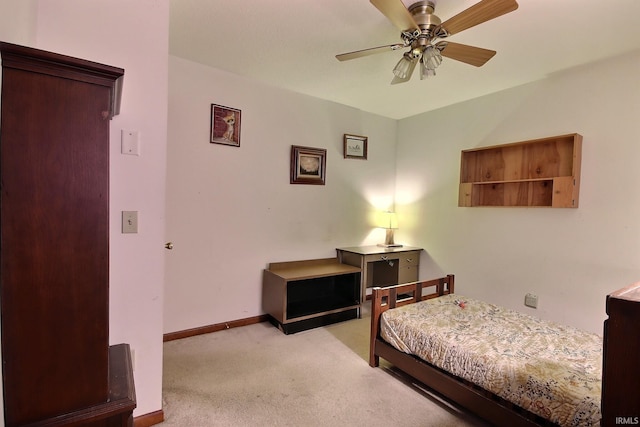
[368,275,555,426]
[369,275,454,367]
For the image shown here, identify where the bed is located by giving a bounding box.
[369,275,610,427]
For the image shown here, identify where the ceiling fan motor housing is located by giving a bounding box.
[409,1,441,32]
[407,1,441,55]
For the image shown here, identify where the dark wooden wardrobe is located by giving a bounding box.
[601,283,640,427]
[0,42,135,426]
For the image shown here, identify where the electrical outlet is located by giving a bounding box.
[524,293,538,309]
[121,129,140,155]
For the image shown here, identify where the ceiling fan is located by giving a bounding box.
[336,0,519,83]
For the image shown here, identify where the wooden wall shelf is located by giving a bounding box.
[459,133,582,208]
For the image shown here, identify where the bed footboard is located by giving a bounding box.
[369,275,454,367]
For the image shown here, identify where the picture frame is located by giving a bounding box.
[343,134,368,159]
[290,145,327,185]
[210,104,241,147]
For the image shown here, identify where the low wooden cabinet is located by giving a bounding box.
[263,258,361,334]
[459,133,582,208]
[601,283,640,426]
[336,246,422,303]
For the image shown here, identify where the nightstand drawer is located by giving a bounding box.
[398,265,419,284]
[399,252,420,267]
[363,253,399,263]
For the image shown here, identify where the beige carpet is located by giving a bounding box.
[162,305,489,426]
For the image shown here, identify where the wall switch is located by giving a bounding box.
[122,211,138,233]
[524,293,538,308]
[121,130,140,155]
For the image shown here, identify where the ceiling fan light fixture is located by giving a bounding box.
[393,52,417,79]
[420,63,436,79]
[337,0,519,84]
[422,45,442,70]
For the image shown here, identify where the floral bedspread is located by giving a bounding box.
[380,294,602,426]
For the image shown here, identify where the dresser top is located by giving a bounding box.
[336,245,423,255]
[609,282,640,302]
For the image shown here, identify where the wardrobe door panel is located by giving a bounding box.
[1,43,115,426]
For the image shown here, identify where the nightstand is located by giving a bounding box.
[336,246,422,303]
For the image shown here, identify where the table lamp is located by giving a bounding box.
[376,211,402,248]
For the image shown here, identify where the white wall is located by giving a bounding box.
[0,0,37,46]
[164,56,398,333]
[1,0,169,419]
[395,50,640,334]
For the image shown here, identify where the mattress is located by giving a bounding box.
[380,294,602,426]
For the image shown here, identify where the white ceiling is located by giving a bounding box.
[169,0,640,120]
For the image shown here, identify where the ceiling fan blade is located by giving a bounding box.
[437,0,518,37]
[370,0,419,32]
[436,41,496,67]
[336,44,405,61]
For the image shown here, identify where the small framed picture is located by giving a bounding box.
[343,134,368,159]
[290,145,326,185]
[210,104,241,147]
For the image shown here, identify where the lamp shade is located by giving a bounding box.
[375,211,399,229]
[422,45,442,70]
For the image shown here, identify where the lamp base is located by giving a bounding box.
[378,229,402,248]
[377,243,403,248]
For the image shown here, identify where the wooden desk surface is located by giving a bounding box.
[336,245,423,255]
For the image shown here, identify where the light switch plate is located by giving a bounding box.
[122,211,138,233]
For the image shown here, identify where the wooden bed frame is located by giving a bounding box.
[370,276,640,427]
[369,275,557,427]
